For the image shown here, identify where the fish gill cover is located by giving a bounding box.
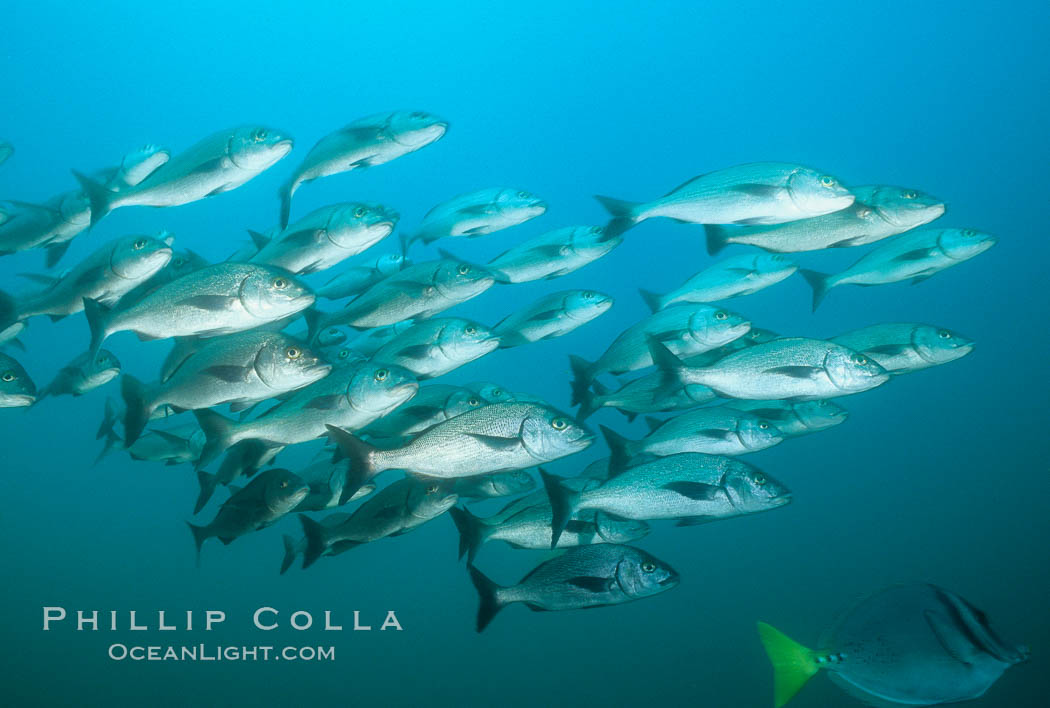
[1,1,1047,707]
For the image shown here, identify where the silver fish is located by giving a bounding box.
[574,303,750,385]
[801,228,997,310]
[487,225,621,283]
[362,384,488,442]
[316,253,407,300]
[0,141,12,166]
[682,326,781,368]
[652,337,889,400]
[406,187,547,248]
[705,184,945,254]
[628,406,784,457]
[75,125,293,226]
[495,290,613,348]
[345,321,415,356]
[758,584,1028,707]
[465,381,516,403]
[0,191,92,266]
[640,254,797,311]
[2,233,172,325]
[118,247,210,309]
[327,401,594,492]
[120,330,331,445]
[186,468,308,563]
[831,323,974,375]
[451,504,649,564]
[0,352,36,407]
[453,469,536,500]
[370,317,500,379]
[292,459,375,513]
[720,399,848,437]
[467,544,678,632]
[39,350,121,399]
[596,162,854,237]
[280,110,447,227]
[249,202,398,275]
[84,263,314,357]
[571,357,716,421]
[309,257,495,333]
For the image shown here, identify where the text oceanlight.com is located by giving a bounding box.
[108,644,336,662]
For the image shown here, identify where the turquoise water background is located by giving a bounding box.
[3,2,1048,706]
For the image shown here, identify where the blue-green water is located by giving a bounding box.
[3,2,1048,706]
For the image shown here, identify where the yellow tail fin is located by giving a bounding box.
[756,621,820,707]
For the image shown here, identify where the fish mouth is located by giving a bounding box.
[659,572,680,587]
[771,494,793,507]
[274,139,294,156]
[4,394,36,407]
[393,382,419,397]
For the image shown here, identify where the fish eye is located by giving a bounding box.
[590,226,603,235]
[374,368,389,382]
[279,479,288,489]
[426,483,439,494]
[491,388,502,397]
[517,191,529,199]
[819,175,835,188]
[754,474,767,486]
[714,311,728,321]
[132,238,147,250]
[464,325,477,335]
[583,291,596,299]
[97,356,107,364]
[328,328,339,335]
[410,111,425,118]
[902,190,917,199]
[254,129,268,142]
[1,371,15,382]
[272,277,288,290]
[853,355,868,365]
[641,562,656,573]
[962,229,977,237]
[818,400,829,407]
[551,417,569,430]
[172,257,185,267]
[758,421,770,430]
[467,396,480,406]
[857,207,872,217]
[938,329,952,339]
[353,206,366,218]
[457,264,471,275]
[285,346,302,359]
[338,349,350,359]
[424,285,436,295]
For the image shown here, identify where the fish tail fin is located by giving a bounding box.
[278,178,297,229]
[467,564,507,633]
[0,289,19,333]
[299,514,328,569]
[449,506,486,565]
[303,308,325,345]
[577,378,609,421]
[799,270,831,312]
[45,241,72,269]
[638,288,663,313]
[648,336,692,387]
[704,224,732,256]
[568,354,595,407]
[599,425,632,476]
[119,374,155,447]
[186,522,208,567]
[83,297,112,359]
[398,230,415,258]
[594,195,641,238]
[193,409,237,470]
[539,468,580,549]
[326,425,380,503]
[194,469,218,514]
[72,169,112,227]
[756,622,821,708]
[279,534,298,575]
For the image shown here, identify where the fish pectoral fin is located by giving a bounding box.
[524,604,551,613]
[526,309,564,323]
[827,237,864,248]
[304,394,344,410]
[675,515,715,526]
[923,609,975,666]
[457,204,497,216]
[895,248,934,262]
[662,481,725,500]
[911,273,936,285]
[181,295,238,312]
[694,428,736,441]
[397,405,440,421]
[865,344,909,356]
[730,184,782,198]
[201,365,250,383]
[532,244,567,257]
[395,344,437,360]
[187,157,228,178]
[280,228,324,246]
[73,265,107,287]
[763,365,824,379]
[566,576,613,593]
[462,226,491,236]
[217,536,236,546]
[464,433,522,451]
[652,329,686,343]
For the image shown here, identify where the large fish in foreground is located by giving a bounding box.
[801,228,997,311]
[404,187,547,249]
[651,338,889,400]
[758,584,1028,707]
[186,468,308,564]
[705,184,945,254]
[487,225,621,283]
[84,263,314,357]
[640,254,797,311]
[248,202,399,275]
[75,125,293,226]
[596,162,854,237]
[120,330,331,445]
[280,111,447,227]
[495,290,613,348]
[467,544,679,632]
[832,323,974,375]
[0,233,173,327]
[327,401,594,494]
[0,352,36,407]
